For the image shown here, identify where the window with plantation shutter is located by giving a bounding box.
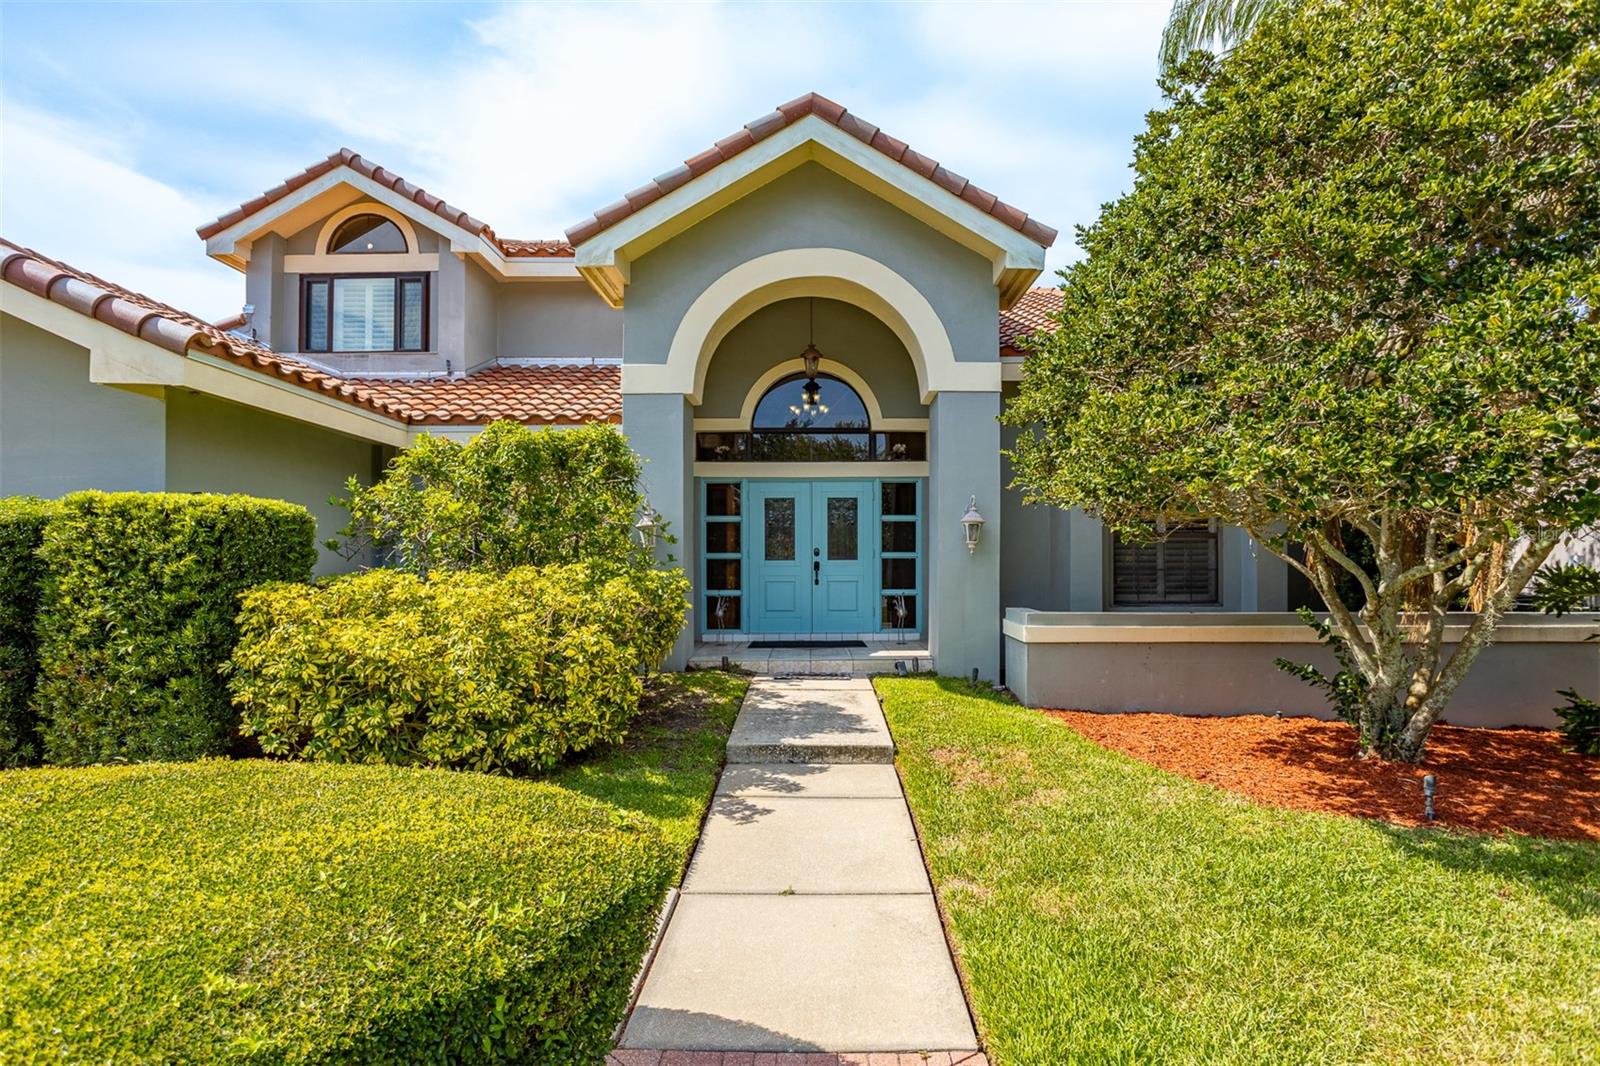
[1113,525,1218,605]
[301,274,428,353]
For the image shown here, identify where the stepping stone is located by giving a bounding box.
[683,795,927,895]
[726,683,894,764]
[620,894,978,1053]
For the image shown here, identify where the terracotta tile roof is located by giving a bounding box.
[194,149,573,259]
[566,92,1059,249]
[999,286,1063,354]
[342,364,620,426]
[0,238,612,426]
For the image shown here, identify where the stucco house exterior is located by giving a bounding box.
[2,94,1591,724]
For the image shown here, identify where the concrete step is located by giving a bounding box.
[724,681,894,764]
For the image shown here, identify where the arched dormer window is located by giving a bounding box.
[328,213,408,254]
[302,210,428,354]
[695,370,926,463]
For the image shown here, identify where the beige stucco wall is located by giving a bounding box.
[164,389,380,574]
[699,297,924,420]
[0,313,167,496]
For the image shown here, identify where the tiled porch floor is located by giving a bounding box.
[688,640,932,676]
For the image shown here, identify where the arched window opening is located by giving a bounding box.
[695,371,926,463]
[328,213,408,254]
[752,373,869,431]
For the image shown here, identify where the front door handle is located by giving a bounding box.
[813,560,820,586]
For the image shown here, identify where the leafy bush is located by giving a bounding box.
[33,492,316,764]
[0,499,58,767]
[333,421,662,575]
[1274,607,1369,729]
[230,564,689,773]
[1553,689,1600,756]
[0,760,676,1064]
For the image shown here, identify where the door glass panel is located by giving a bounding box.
[881,482,917,515]
[882,557,916,590]
[706,559,741,591]
[882,594,916,628]
[827,498,858,560]
[705,522,741,553]
[706,595,741,630]
[882,521,916,553]
[764,497,795,560]
[706,483,741,516]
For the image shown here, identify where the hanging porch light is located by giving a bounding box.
[961,495,986,554]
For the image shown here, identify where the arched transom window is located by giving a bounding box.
[328,213,408,254]
[696,371,926,463]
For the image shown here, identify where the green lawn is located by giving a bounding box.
[876,676,1600,1066]
[0,671,746,1065]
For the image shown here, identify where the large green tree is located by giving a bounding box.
[1008,0,1600,761]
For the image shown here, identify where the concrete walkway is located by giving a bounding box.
[615,677,981,1062]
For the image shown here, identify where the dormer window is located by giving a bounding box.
[301,211,427,353]
[328,214,408,254]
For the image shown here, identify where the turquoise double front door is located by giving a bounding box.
[747,480,876,634]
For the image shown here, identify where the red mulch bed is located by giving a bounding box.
[1045,710,1600,841]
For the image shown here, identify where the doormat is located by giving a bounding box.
[749,640,868,649]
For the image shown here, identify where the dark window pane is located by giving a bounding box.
[764,497,795,560]
[706,559,741,592]
[879,433,926,461]
[752,373,869,430]
[706,595,741,631]
[706,483,741,517]
[304,280,329,352]
[399,277,425,350]
[881,482,917,516]
[749,433,870,462]
[705,522,741,553]
[882,521,916,553]
[697,433,746,461]
[330,214,407,253]
[881,558,916,590]
[1112,526,1218,605]
[882,594,916,629]
[826,498,858,560]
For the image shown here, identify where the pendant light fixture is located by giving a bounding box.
[791,297,828,418]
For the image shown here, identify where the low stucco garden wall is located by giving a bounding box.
[1003,610,1600,730]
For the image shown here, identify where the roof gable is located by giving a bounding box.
[566,93,1057,310]
[197,150,576,279]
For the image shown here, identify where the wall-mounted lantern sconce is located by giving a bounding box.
[635,504,659,550]
[961,495,985,555]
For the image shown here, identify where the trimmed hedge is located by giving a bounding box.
[33,492,316,764]
[0,499,58,767]
[0,760,676,1064]
[230,563,690,773]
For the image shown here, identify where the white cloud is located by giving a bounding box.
[0,0,1170,312]
[0,99,243,318]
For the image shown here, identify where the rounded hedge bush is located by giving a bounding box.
[0,760,676,1064]
[229,563,690,773]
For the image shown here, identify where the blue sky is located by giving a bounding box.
[1,1,1171,320]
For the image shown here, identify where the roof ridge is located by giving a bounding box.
[195,150,573,259]
[564,92,1059,248]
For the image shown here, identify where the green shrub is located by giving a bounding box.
[0,759,676,1064]
[1553,689,1600,756]
[33,492,316,764]
[230,564,689,773]
[0,499,58,767]
[333,421,663,575]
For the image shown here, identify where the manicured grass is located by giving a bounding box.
[0,671,746,1065]
[876,676,1600,1065]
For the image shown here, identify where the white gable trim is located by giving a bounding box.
[574,115,1047,309]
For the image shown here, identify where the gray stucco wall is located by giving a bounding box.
[623,393,696,670]
[498,281,623,360]
[699,297,924,420]
[164,389,379,575]
[624,164,999,367]
[0,314,166,495]
[1004,611,1597,729]
[929,391,1003,679]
